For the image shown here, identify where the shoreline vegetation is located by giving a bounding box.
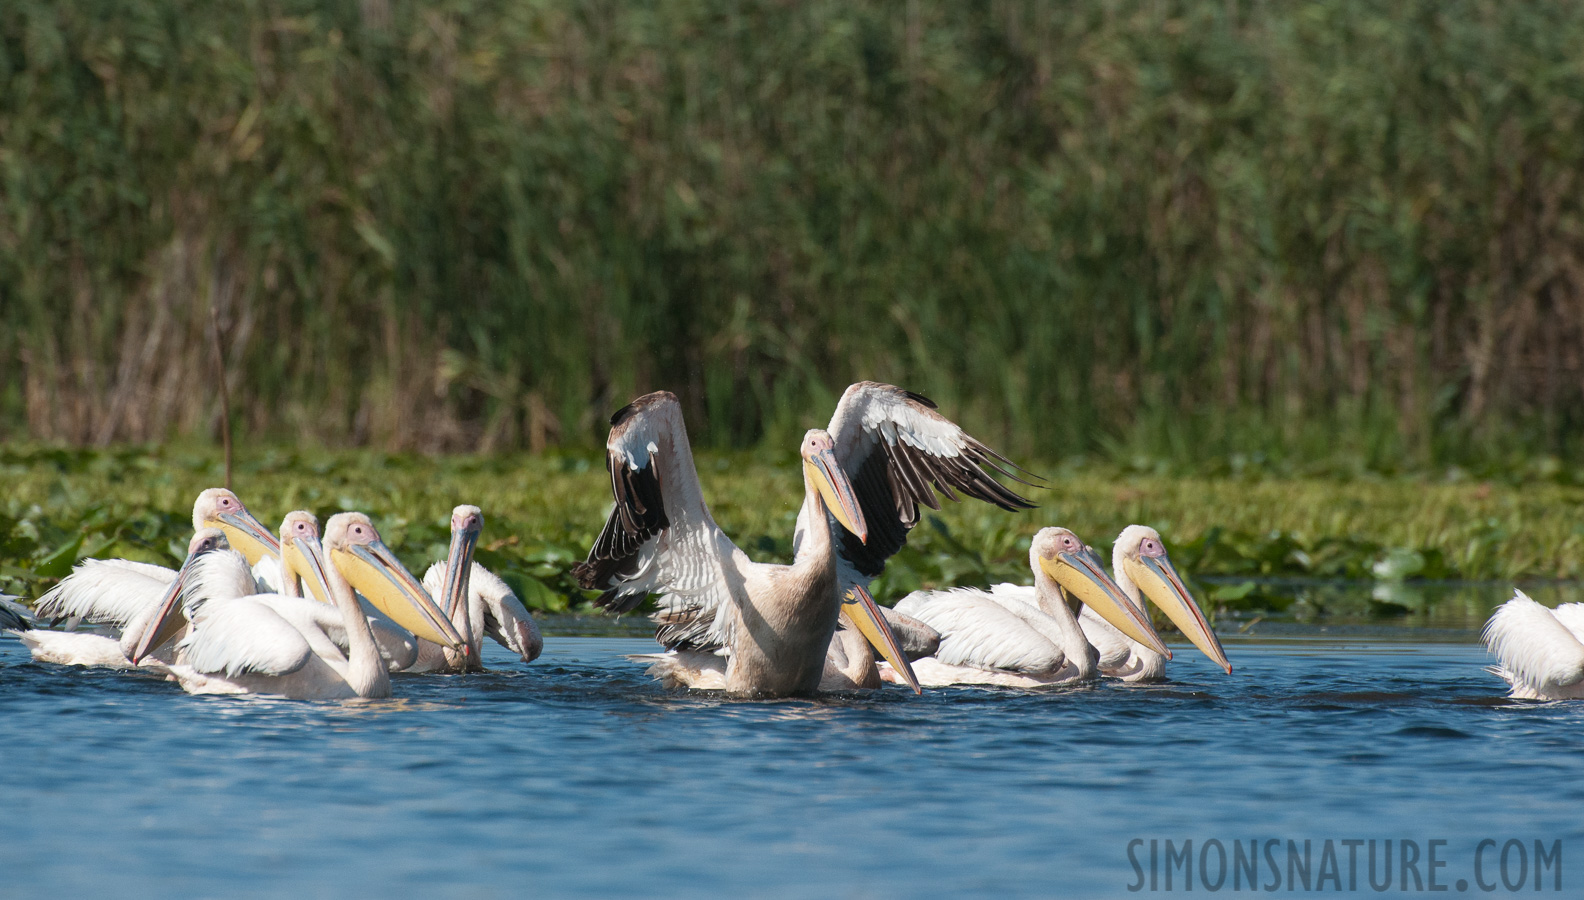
[2,446,1579,628]
[7,2,1584,465]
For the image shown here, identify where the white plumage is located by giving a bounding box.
[1484,590,1584,700]
[878,527,1174,688]
[22,532,250,668]
[157,513,464,700]
[410,561,543,672]
[1078,525,1231,682]
[897,585,1090,680]
[33,559,178,630]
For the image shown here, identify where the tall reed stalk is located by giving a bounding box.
[4,1,1584,465]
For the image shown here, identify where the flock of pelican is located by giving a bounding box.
[0,379,1568,702]
[7,493,541,699]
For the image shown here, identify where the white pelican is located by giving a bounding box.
[784,383,1041,689]
[1483,590,1584,700]
[409,505,544,674]
[879,527,1168,687]
[139,513,466,699]
[17,529,236,668]
[31,488,280,632]
[173,510,422,672]
[573,383,1034,698]
[1077,525,1231,681]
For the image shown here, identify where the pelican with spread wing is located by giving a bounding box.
[574,383,1035,698]
[30,488,279,636]
[793,382,1040,688]
[19,529,252,668]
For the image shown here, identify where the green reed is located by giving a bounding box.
[6,1,1584,466]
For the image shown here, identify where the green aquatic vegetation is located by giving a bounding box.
[2,447,1580,625]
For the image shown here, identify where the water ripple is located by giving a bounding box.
[4,635,1581,896]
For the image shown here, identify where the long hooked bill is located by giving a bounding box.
[333,539,467,652]
[1123,554,1232,674]
[285,535,334,607]
[442,525,480,622]
[129,555,204,664]
[1040,548,1171,658]
[216,509,282,565]
[844,585,922,695]
[806,448,868,544]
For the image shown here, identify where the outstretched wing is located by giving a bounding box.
[573,392,744,652]
[796,381,1037,584]
[34,559,178,627]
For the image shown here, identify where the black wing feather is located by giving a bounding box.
[573,450,668,614]
[838,420,1038,579]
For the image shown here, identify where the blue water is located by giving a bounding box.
[4,629,1582,897]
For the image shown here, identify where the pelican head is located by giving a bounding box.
[1115,525,1231,674]
[324,512,467,653]
[128,527,231,664]
[1032,526,1169,658]
[192,488,280,565]
[279,511,333,606]
[441,505,483,621]
[800,429,867,544]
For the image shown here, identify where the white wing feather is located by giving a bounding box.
[896,587,1069,675]
[179,597,314,677]
[33,559,176,626]
[1483,591,1584,699]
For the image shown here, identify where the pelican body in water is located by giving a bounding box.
[882,527,1168,687]
[30,488,280,636]
[175,510,423,672]
[790,382,1040,690]
[574,384,1034,698]
[18,529,241,668]
[1077,525,1231,682]
[410,505,543,674]
[139,513,466,700]
[1484,590,1584,700]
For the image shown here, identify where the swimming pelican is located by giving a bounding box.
[17,530,237,668]
[142,513,466,699]
[573,383,1034,697]
[31,488,279,631]
[269,510,424,671]
[409,505,544,674]
[879,527,1168,687]
[787,383,1040,689]
[1076,525,1231,681]
[1483,590,1584,700]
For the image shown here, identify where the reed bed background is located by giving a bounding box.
[6,1,1584,466]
